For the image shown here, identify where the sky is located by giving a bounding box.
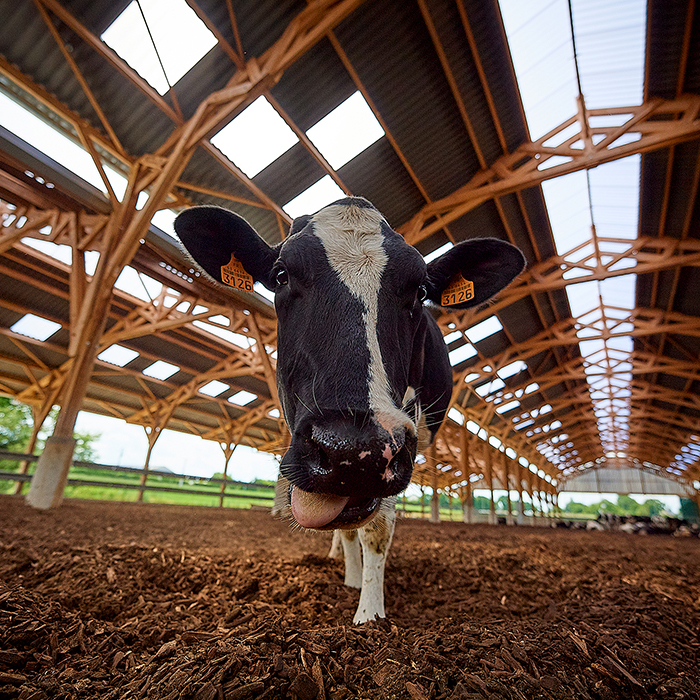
[74,410,281,482]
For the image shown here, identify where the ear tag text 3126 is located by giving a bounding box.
[221,254,254,292]
[441,273,474,306]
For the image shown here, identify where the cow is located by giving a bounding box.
[175,197,525,623]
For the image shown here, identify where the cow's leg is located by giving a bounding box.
[354,498,396,624]
[340,529,362,588]
[328,530,343,559]
[271,474,290,518]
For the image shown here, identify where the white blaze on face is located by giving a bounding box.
[311,204,415,439]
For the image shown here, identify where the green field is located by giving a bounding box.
[0,460,276,509]
[1,459,544,521]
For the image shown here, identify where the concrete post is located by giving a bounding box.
[26,435,77,509]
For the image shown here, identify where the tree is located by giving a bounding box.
[640,499,665,516]
[563,500,592,514]
[36,406,100,463]
[213,471,233,482]
[679,498,700,523]
[0,397,34,451]
[0,399,100,461]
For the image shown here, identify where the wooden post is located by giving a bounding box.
[429,442,440,523]
[516,466,525,525]
[420,485,426,518]
[527,472,538,524]
[137,426,161,503]
[503,452,513,526]
[460,427,473,523]
[27,165,150,509]
[13,399,54,495]
[486,444,496,525]
[218,441,237,508]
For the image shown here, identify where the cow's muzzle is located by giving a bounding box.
[280,412,416,528]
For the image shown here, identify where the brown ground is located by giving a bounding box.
[0,496,699,700]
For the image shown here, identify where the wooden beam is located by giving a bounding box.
[401,96,700,245]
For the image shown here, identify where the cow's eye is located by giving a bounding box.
[275,268,289,287]
[417,284,428,303]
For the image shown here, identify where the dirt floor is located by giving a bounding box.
[0,496,699,700]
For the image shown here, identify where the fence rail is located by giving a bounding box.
[0,449,275,506]
[0,450,560,523]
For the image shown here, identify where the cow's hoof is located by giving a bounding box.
[353,609,383,625]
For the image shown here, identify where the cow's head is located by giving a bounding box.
[175,198,524,530]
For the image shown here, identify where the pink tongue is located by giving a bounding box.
[290,488,350,529]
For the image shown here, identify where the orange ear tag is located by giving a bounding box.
[441,273,475,306]
[221,253,254,292]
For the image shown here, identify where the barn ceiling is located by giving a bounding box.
[0,0,699,500]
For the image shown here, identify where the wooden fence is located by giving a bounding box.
[0,449,275,507]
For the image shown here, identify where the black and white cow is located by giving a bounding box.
[175,197,524,623]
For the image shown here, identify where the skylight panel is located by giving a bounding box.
[448,343,477,366]
[466,421,480,434]
[254,282,275,302]
[21,238,72,266]
[10,314,61,341]
[498,0,578,140]
[497,360,527,379]
[465,316,503,343]
[475,378,506,397]
[142,361,179,380]
[283,176,345,219]
[443,330,463,344]
[306,91,384,169]
[496,400,520,414]
[541,171,593,254]
[98,345,139,367]
[211,96,299,178]
[192,320,251,349]
[152,209,177,238]
[229,390,257,406]
[571,0,645,110]
[0,91,102,191]
[199,380,228,397]
[101,0,217,95]
[424,242,453,264]
[448,408,464,425]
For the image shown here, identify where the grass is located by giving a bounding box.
[1,460,550,520]
[0,460,275,509]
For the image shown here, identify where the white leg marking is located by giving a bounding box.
[341,530,362,589]
[328,530,343,559]
[353,499,396,624]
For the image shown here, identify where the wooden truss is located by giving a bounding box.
[401,96,700,245]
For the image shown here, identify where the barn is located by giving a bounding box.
[0,0,699,698]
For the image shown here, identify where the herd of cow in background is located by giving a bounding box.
[554,512,700,537]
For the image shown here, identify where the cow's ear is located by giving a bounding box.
[425,239,525,309]
[174,206,278,291]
